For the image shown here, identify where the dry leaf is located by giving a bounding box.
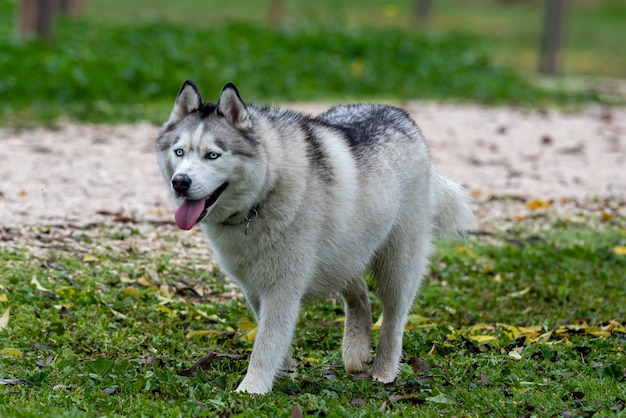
[525,199,551,210]
[0,307,9,330]
[82,253,99,263]
[31,276,50,292]
[0,294,8,302]
[0,347,23,357]
[468,335,498,343]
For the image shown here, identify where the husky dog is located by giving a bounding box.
[156,81,475,394]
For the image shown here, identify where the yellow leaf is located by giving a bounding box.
[137,276,156,288]
[518,325,543,334]
[0,348,23,357]
[586,327,611,337]
[121,287,141,299]
[525,199,551,210]
[0,307,10,330]
[508,350,522,361]
[455,246,476,257]
[373,314,383,330]
[493,273,502,283]
[0,294,8,302]
[468,335,498,343]
[155,305,177,318]
[82,253,99,263]
[120,276,133,283]
[31,276,50,292]
[241,327,257,343]
[613,246,626,256]
[406,314,431,326]
[238,318,258,342]
[238,318,257,332]
[601,211,614,222]
[471,323,495,332]
[185,329,222,339]
[497,323,521,339]
[157,284,175,303]
[56,287,76,297]
[303,357,317,364]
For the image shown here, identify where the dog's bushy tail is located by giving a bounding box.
[432,172,477,237]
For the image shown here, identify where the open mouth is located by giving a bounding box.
[174,182,228,230]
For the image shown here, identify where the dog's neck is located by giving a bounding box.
[221,204,261,233]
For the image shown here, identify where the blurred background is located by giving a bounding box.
[1,0,624,125]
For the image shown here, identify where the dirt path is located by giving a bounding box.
[0,103,624,228]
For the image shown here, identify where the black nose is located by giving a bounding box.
[172,174,191,195]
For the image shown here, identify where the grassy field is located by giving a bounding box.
[1,0,622,126]
[81,0,626,79]
[1,204,625,416]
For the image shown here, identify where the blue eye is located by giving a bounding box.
[174,149,184,157]
[206,152,221,160]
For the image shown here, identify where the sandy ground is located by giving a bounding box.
[0,103,624,229]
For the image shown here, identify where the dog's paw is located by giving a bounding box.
[342,341,372,373]
[235,376,273,394]
[370,356,397,384]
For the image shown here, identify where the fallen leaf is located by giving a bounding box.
[185,329,222,339]
[0,307,10,330]
[480,372,489,385]
[31,276,50,292]
[525,199,551,210]
[502,284,533,299]
[350,397,366,406]
[0,348,23,357]
[497,323,521,339]
[290,403,304,418]
[468,335,498,343]
[109,308,127,320]
[137,276,156,288]
[0,294,8,302]
[613,246,626,256]
[82,253,99,263]
[508,350,522,361]
[121,287,141,299]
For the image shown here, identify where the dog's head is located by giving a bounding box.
[156,81,266,230]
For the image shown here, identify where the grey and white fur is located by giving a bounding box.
[156,81,476,394]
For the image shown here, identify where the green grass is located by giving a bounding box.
[0,0,608,127]
[1,210,625,416]
[80,0,626,79]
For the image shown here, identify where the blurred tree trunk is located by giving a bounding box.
[267,0,284,29]
[414,0,432,26]
[538,0,566,75]
[18,0,84,43]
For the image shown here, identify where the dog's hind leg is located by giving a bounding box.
[341,276,372,373]
[370,227,433,383]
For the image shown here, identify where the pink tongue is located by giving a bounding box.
[174,199,206,230]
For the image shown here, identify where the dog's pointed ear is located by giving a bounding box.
[168,80,202,124]
[217,83,251,130]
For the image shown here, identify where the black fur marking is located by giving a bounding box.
[301,124,334,184]
[315,104,419,159]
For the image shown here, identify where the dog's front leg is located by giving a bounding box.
[236,289,302,394]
